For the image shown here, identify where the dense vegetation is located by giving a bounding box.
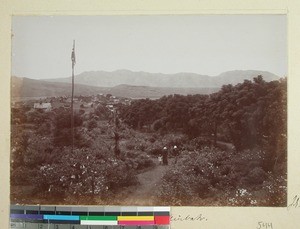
[11,105,142,204]
[120,76,287,206]
[11,76,287,206]
[120,76,287,173]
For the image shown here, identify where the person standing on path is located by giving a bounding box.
[173,145,179,164]
[162,146,168,165]
[158,155,163,165]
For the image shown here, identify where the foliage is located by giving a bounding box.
[120,77,287,172]
[94,104,110,120]
[12,147,139,202]
[155,147,286,206]
[10,76,287,206]
[87,119,98,130]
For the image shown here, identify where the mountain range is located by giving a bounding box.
[44,69,280,88]
[12,70,280,99]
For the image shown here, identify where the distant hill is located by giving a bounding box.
[109,84,219,99]
[11,76,218,99]
[215,70,280,85]
[11,76,110,98]
[12,69,280,99]
[44,69,280,88]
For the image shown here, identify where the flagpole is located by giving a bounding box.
[71,40,75,153]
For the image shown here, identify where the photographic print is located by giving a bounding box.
[10,15,287,206]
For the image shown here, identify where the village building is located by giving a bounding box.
[33,102,52,111]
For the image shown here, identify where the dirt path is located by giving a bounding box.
[122,161,171,205]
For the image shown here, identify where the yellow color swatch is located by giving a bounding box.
[117,216,154,221]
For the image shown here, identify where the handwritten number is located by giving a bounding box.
[257,222,262,229]
[257,222,273,229]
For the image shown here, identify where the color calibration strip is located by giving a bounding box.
[10,205,170,229]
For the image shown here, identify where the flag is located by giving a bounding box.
[71,40,76,67]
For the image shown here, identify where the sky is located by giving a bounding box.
[12,15,287,79]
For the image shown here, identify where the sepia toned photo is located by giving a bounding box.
[10,15,287,206]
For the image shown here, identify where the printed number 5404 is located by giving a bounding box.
[257,222,273,229]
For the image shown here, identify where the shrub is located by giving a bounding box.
[126,143,135,150]
[30,148,139,201]
[148,147,162,156]
[87,119,98,130]
[148,136,157,143]
[189,136,212,149]
[155,147,285,206]
[135,154,155,170]
[246,167,267,185]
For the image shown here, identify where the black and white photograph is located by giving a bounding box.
[10,15,287,206]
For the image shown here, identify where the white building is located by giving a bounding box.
[33,102,52,111]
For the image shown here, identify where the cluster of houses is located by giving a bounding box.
[13,94,132,113]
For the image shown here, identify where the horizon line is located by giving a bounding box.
[12,69,282,80]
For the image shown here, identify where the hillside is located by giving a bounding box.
[11,76,110,98]
[44,69,280,88]
[12,70,280,99]
[110,84,219,99]
[11,76,219,99]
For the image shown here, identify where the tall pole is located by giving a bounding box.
[71,40,76,153]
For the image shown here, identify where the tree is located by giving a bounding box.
[53,109,85,147]
[87,119,97,130]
